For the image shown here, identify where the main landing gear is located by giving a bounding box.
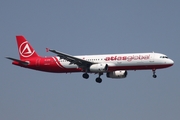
[95,73,103,83]
[82,73,89,79]
[152,69,157,78]
[82,73,103,83]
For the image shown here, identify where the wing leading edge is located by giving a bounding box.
[48,49,95,69]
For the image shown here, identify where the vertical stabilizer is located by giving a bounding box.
[16,36,39,60]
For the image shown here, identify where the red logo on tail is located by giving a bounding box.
[19,41,35,58]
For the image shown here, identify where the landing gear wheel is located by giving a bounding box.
[95,77,102,83]
[82,73,89,79]
[153,75,157,78]
[152,69,157,78]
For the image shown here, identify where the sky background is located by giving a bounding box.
[0,0,180,120]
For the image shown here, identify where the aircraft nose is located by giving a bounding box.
[169,59,174,65]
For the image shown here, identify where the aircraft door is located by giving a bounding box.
[149,53,154,63]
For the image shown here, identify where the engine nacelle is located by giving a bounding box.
[89,63,108,72]
[106,70,128,78]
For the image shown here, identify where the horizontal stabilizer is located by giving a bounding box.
[6,57,29,65]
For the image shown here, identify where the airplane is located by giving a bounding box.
[6,35,174,83]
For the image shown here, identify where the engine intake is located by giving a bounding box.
[106,70,127,78]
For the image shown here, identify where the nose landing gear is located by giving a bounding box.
[152,69,157,78]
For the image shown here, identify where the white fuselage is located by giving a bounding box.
[58,52,173,71]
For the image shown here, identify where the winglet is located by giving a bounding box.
[46,48,49,52]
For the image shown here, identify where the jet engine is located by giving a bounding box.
[106,70,127,78]
[89,63,108,72]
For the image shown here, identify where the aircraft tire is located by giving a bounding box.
[82,73,89,79]
[95,77,102,83]
[153,75,157,78]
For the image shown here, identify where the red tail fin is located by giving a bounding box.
[16,36,39,60]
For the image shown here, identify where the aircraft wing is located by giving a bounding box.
[48,49,94,69]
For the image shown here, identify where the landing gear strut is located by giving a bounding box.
[152,69,157,78]
[82,73,89,79]
[95,73,103,83]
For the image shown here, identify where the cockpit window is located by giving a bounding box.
[160,56,168,58]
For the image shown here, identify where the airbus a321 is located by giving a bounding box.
[6,36,174,83]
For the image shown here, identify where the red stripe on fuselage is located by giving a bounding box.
[43,64,173,73]
[52,57,66,69]
[107,64,173,71]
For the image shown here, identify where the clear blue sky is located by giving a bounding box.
[1,1,180,120]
